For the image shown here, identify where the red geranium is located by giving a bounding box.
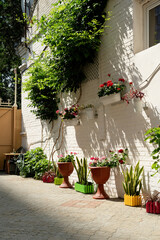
[108,74,111,77]
[117,88,121,91]
[119,78,125,83]
[99,84,105,88]
[119,159,124,164]
[129,82,133,85]
[118,149,124,153]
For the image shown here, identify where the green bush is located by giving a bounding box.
[17,147,52,179]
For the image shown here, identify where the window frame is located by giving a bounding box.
[144,0,160,48]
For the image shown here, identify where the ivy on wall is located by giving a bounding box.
[24,0,109,121]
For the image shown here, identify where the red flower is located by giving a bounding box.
[94,157,99,161]
[56,110,59,114]
[90,157,95,160]
[108,74,111,77]
[99,84,105,88]
[117,88,121,91]
[119,159,124,164]
[107,82,113,87]
[118,149,124,153]
[119,78,125,82]
[129,82,133,85]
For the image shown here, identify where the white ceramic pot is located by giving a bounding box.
[64,118,79,126]
[99,92,121,106]
[85,108,94,120]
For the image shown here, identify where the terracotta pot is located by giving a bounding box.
[57,162,74,188]
[89,166,110,199]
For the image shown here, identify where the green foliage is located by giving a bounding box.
[145,127,160,179]
[98,82,125,97]
[17,147,52,179]
[24,0,109,120]
[0,0,24,107]
[53,161,63,178]
[58,154,74,162]
[72,157,89,185]
[122,162,144,196]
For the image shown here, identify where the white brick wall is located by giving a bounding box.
[21,0,160,197]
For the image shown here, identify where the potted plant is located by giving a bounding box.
[80,104,95,120]
[89,149,128,199]
[52,161,64,185]
[72,157,94,194]
[57,153,74,188]
[145,192,160,214]
[56,104,80,126]
[42,170,55,183]
[122,161,144,206]
[122,82,144,112]
[98,74,126,105]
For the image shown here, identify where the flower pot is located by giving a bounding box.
[89,167,110,199]
[64,118,79,126]
[146,201,160,214]
[99,92,121,106]
[57,162,74,188]
[74,182,94,194]
[85,108,94,120]
[124,194,141,206]
[133,98,143,113]
[54,177,64,185]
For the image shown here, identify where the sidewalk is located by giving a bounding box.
[0,173,159,240]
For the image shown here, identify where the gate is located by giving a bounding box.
[0,106,21,170]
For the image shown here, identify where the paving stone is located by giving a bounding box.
[0,173,160,240]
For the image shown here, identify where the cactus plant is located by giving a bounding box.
[122,162,144,196]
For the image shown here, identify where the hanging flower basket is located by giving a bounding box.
[99,92,121,106]
[64,118,79,126]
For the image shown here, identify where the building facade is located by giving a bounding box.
[20,0,160,197]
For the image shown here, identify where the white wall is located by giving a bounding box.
[21,0,160,197]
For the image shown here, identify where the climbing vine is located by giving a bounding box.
[24,0,109,121]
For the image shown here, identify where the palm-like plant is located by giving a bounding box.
[122,162,144,196]
[72,157,89,185]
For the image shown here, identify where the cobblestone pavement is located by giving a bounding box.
[0,173,160,240]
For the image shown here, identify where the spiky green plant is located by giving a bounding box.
[72,157,89,185]
[122,162,144,196]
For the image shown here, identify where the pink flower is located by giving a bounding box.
[90,157,95,160]
[56,110,59,114]
[89,162,92,166]
[70,152,73,155]
[100,156,106,161]
[118,149,124,153]
[64,108,68,111]
[59,154,63,158]
[74,152,77,155]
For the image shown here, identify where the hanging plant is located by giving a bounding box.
[24,0,109,121]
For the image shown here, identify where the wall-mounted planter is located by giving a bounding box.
[133,98,143,113]
[99,92,121,106]
[124,194,141,206]
[146,201,160,214]
[54,177,64,185]
[74,182,94,194]
[85,108,94,120]
[64,118,79,126]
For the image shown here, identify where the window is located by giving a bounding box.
[145,1,160,48]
